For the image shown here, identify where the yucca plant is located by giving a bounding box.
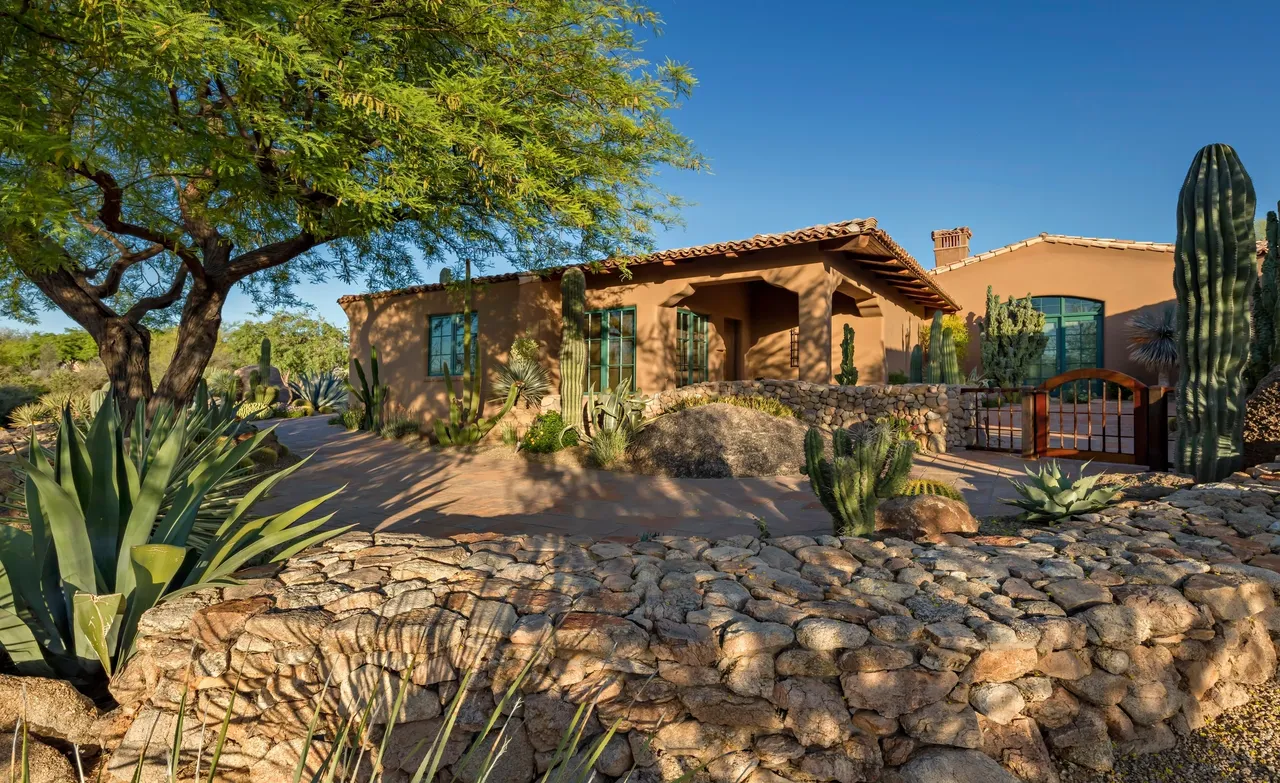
[0,397,348,684]
[1008,460,1122,523]
[8,402,48,429]
[491,356,552,408]
[1127,306,1178,387]
[288,371,346,414]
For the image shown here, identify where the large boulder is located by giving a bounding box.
[1243,366,1280,468]
[876,495,978,542]
[0,674,100,747]
[898,747,1021,783]
[629,403,809,477]
[0,733,76,783]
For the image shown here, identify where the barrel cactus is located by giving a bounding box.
[901,478,964,502]
[802,421,915,536]
[1174,144,1258,481]
[559,268,587,433]
[909,344,924,383]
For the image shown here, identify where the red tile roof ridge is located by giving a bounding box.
[930,232,1175,275]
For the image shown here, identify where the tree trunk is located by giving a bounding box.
[99,319,154,418]
[151,279,229,412]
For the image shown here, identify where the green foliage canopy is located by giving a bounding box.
[0,0,702,407]
[224,313,347,377]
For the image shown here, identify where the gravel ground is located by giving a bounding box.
[1058,681,1280,783]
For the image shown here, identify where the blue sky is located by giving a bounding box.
[18,0,1279,332]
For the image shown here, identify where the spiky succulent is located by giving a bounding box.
[1127,306,1177,384]
[1008,460,1122,523]
[288,371,346,413]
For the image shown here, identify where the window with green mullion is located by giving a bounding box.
[676,309,709,387]
[585,306,636,391]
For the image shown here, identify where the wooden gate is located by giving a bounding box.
[1028,369,1169,470]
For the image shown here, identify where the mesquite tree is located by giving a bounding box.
[0,1,700,411]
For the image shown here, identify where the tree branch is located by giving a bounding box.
[224,232,328,281]
[124,265,189,321]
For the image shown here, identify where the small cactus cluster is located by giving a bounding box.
[802,421,916,536]
[559,268,587,433]
[1174,144,1257,481]
[909,312,961,384]
[835,323,858,385]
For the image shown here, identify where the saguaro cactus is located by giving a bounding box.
[836,323,858,385]
[909,344,924,383]
[1247,207,1279,390]
[925,310,945,383]
[559,268,587,433]
[1174,144,1258,482]
[940,328,961,385]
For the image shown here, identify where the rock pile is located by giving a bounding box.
[89,469,1280,783]
[649,381,964,453]
[1244,367,1280,468]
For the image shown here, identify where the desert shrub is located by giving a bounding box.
[521,410,577,453]
[667,393,795,418]
[380,415,420,440]
[338,407,364,430]
[500,423,519,447]
[589,427,628,468]
[887,371,909,384]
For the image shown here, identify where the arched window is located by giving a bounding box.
[1028,296,1103,384]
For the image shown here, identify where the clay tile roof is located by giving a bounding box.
[338,217,959,311]
[930,232,1175,275]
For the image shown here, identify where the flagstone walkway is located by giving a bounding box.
[258,416,1140,540]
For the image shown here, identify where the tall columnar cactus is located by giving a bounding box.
[1248,207,1280,390]
[247,337,278,405]
[434,259,522,445]
[347,345,389,431]
[1174,144,1258,482]
[909,344,924,383]
[940,328,961,385]
[836,323,859,385]
[559,268,587,433]
[924,310,945,382]
[802,421,915,536]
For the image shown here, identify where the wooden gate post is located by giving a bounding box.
[1145,387,1170,472]
[1022,390,1048,458]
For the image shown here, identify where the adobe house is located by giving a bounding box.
[339,219,958,423]
[920,228,1179,385]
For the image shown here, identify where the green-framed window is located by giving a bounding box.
[586,307,636,390]
[1029,296,1103,385]
[427,312,479,377]
[676,310,710,387]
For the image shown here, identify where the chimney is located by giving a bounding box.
[931,227,972,268]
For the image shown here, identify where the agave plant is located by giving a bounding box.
[584,378,648,439]
[288,370,346,413]
[1127,306,1178,387]
[0,397,347,683]
[1008,460,1122,523]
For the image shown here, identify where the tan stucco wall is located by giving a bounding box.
[341,245,930,425]
[929,242,1175,384]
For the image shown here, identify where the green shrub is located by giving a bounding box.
[338,407,364,430]
[667,393,796,418]
[521,411,577,453]
[887,371,909,384]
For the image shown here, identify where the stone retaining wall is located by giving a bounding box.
[102,476,1280,783]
